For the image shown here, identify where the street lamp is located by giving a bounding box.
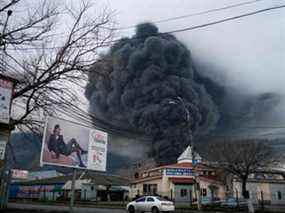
[167,96,201,210]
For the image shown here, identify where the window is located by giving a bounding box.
[202,188,207,197]
[147,197,155,202]
[136,197,146,202]
[143,184,158,195]
[277,191,282,200]
[181,189,188,197]
[143,184,148,194]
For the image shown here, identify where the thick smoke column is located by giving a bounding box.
[85,23,219,164]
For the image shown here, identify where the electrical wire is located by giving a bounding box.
[117,0,264,30]
[5,3,285,52]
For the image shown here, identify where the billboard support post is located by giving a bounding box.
[69,168,77,213]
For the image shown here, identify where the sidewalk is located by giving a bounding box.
[5,201,285,213]
[6,203,125,213]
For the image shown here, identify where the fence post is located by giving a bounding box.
[189,188,192,207]
[260,190,264,211]
[235,188,239,208]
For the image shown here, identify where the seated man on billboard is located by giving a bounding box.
[47,124,88,167]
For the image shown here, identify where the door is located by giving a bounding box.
[146,196,155,212]
[135,196,146,212]
[174,184,192,203]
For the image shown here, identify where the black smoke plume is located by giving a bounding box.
[85,23,219,164]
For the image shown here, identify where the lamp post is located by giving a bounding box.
[167,97,201,210]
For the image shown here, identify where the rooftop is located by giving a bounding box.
[177,145,202,163]
[13,171,129,186]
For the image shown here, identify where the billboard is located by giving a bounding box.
[0,139,7,160]
[0,78,13,124]
[40,117,108,171]
[11,169,29,180]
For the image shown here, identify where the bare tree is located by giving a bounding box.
[205,138,276,198]
[0,0,114,133]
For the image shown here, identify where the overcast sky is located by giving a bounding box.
[93,0,285,163]
[95,0,284,96]
[16,0,285,126]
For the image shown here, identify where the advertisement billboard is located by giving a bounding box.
[0,78,13,124]
[40,117,108,171]
[11,169,29,180]
[0,139,7,160]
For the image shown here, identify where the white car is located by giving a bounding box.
[126,196,175,213]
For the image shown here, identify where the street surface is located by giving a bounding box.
[7,203,126,213]
[5,202,285,213]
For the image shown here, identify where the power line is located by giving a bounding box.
[5,3,285,52]
[168,3,285,34]
[245,126,285,129]
[3,0,264,41]
[117,0,264,30]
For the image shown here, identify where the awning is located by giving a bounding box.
[169,178,194,184]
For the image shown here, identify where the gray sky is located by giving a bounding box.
[101,0,285,95]
[95,0,285,165]
[13,0,285,129]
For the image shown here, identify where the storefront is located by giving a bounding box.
[10,171,130,202]
[130,146,226,203]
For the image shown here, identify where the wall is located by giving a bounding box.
[233,180,285,205]
[81,183,97,201]
[9,183,64,200]
[199,179,226,199]
[130,178,163,198]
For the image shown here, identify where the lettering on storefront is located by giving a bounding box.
[165,168,193,176]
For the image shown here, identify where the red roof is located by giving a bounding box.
[164,162,193,168]
[170,177,195,184]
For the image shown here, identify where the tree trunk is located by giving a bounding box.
[241,177,248,199]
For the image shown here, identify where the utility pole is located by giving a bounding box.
[69,169,77,213]
[0,9,14,210]
[0,75,15,209]
[175,97,201,210]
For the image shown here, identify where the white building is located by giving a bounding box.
[129,146,226,203]
[233,173,285,205]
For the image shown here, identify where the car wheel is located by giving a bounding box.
[128,205,135,213]
[151,206,159,213]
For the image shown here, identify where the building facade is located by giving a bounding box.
[129,146,226,203]
[233,172,285,205]
[10,171,130,202]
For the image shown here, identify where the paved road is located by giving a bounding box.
[8,203,126,213]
